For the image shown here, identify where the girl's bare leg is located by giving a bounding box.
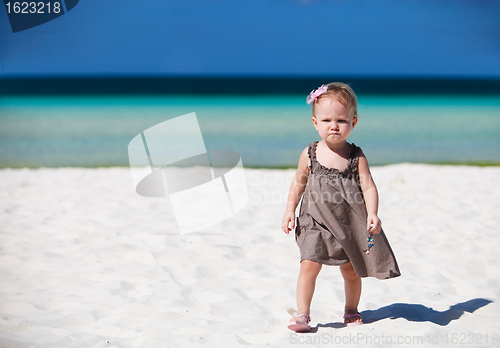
[339,262,362,323]
[292,260,322,322]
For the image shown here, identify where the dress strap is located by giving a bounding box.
[307,141,362,176]
[349,143,362,172]
[307,141,319,173]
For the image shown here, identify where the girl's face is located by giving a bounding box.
[312,97,357,144]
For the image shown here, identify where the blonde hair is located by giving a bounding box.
[311,82,358,119]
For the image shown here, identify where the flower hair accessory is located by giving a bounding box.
[306,85,328,105]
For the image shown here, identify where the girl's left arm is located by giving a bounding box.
[358,151,382,234]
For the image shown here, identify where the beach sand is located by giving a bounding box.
[0,164,499,347]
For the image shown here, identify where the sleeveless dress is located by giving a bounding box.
[295,141,401,280]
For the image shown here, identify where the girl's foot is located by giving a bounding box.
[288,314,311,332]
[343,311,363,326]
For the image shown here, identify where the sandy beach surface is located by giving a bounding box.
[1,164,499,347]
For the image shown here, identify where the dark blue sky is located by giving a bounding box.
[1,0,499,77]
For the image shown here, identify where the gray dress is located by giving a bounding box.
[295,141,401,280]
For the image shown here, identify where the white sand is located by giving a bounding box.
[1,164,499,347]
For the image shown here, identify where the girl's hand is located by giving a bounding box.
[281,212,296,234]
[367,214,382,234]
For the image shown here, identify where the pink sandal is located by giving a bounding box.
[288,314,311,332]
[343,312,363,326]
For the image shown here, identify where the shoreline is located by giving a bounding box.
[1,161,500,170]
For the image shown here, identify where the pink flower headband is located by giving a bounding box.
[306,85,328,105]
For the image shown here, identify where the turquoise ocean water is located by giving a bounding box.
[0,95,499,168]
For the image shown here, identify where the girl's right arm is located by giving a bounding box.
[281,147,310,234]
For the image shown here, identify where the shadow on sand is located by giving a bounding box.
[309,298,492,332]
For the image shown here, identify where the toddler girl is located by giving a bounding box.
[281,82,400,332]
